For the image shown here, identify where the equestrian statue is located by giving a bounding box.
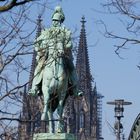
[29,6,82,133]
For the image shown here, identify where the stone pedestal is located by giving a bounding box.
[33,133,76,140]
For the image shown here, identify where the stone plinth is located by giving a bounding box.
[33,133,76,140]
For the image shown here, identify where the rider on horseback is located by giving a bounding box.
[29,6,82,98]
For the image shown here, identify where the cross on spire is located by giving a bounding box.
[80,16,86,27]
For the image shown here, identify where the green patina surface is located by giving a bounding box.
[128,113,140,140]
[29,5,82,133]
[33,133,76,140]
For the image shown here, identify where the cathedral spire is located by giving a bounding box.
[76,16,93,94]
[19,16,43,139]
[28,15,42,90]
[36,15,42,39]
[74,16,93,137]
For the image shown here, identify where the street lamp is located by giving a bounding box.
[107,99,132,140]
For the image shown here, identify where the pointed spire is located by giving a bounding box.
[75,16,94,137]
[93,83,97,95]
[36,15,42,38]
[28,15,42,90]
[76,16,93,94]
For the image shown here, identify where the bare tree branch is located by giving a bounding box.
[0,0,34,12]
[101,0,140,52]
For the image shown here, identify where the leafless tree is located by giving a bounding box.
[0,0,34,12]
[0,0,54,138]
[100,0,140,61]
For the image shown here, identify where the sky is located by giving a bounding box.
[29,0,140,139]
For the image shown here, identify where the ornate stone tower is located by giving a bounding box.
[76,16,104,140]
[64,16,104,140]
[75,16,93,138]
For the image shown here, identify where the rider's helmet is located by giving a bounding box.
[52,6,65,23]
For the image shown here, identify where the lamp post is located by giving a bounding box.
[107,99,132,140]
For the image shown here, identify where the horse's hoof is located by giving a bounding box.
[41,113,46,120]
[28,89,36,96]
[77,90,83,97]
[56,128,62,133]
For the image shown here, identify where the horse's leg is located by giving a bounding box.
[41,86,49,121]
[56,93,65,133]
[41,86,53,133]
[47,107,54,133]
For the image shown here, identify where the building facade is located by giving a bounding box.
[63,16,103,140]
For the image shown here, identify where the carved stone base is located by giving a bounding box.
[33,133,76,140]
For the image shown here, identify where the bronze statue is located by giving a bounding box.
[29,6,82,133]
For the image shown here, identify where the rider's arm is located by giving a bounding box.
[64,29,73,50]
[34,30,48,61]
